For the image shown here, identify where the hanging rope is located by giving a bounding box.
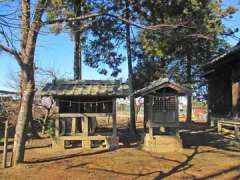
[59,99,113,105]
[59,99,113,112]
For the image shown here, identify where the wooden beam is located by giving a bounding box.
[147,121,179,128]
[59,113,112,118]
[218,120,240,125]
[58,135,109,141]
[60,113,84,118]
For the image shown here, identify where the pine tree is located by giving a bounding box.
[135,0,237,122]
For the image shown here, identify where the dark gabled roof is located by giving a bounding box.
[203,44,240,71]
[41,79,129,97]
[134,78,192,97]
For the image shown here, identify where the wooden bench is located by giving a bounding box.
[217,120,240,139]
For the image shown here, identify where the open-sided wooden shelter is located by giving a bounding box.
[135,78,192,153]
[41,79,129,150]
[203,44,240,125]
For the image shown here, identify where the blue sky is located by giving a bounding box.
[0,0,240,91]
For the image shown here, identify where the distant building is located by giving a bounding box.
[0,90,19,101]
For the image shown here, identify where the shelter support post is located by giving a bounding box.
[55,117,60,137]
[234,125,239,139]
[149,127,153,137]
[83,116,89,136]
[71,117,77,135]
[143,96,147,132]
[217,122,222,133]
[55,99,60,137]
[112,98,117,137]
[82,116,91,148]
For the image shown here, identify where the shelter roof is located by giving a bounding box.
[203,44,240,71]
[41,80,129,98]
[134,78,192,97]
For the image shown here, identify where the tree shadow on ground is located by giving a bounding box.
[63,146,202,179]
[63,145,240,179]
[196,164,240,180]
[25,144,51,150]
[141,146,220,179]
[152,146,200,179]
[24,149,109,164]
[65,162,91,170]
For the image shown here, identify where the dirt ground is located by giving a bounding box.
[1,120,240,180]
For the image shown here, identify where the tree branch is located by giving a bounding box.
[0,44,22,65]
[42,11,194,31]
[185,34,212,40]
[24,0,47,61]
[42,12,104,26]
[105,13,194,31]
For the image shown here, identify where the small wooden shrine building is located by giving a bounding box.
[41,79,129,150]
[135,78,192,153]
[203,44,240,124]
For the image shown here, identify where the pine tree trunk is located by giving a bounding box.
[125,0,136,134]
[186,55,192,123]
[74,31,81,80]
[73,2,82,80]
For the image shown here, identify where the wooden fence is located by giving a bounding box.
[0,120,13,168]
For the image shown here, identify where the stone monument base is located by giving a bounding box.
[142,134,182,153]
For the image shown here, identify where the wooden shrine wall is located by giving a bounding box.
[207,70,232,116]
[232,61,240,117]
[145,95,178,124]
